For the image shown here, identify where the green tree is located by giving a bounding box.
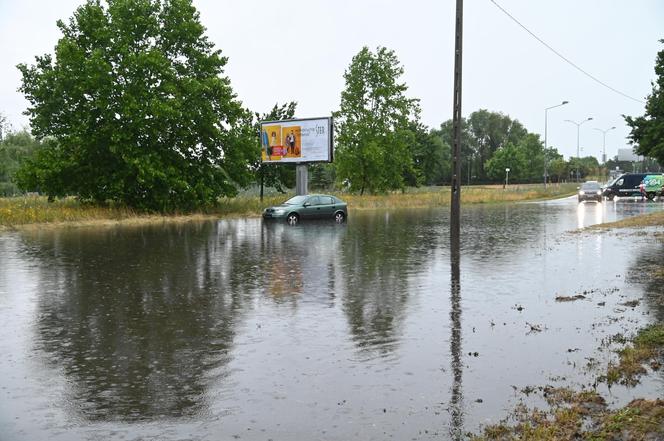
[0,113,10,142]
[567,156,600,181]
[437,118,473,183]
[333,46,420,194]
[253,102,297,200]
[438,110,528,183]
[548,157,568,183]
[410,122,450,186]
[484,143,527,182]
[466,110,528,181]
[17,0,254,211]
[517,133,545,181]
[625,40,664,165]
[0,130,41,196]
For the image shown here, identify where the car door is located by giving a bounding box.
[301,196,320,219]
[317,196,336,219]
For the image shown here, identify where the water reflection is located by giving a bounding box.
[449,249,463,440]
[26,223,250,421]
[19,220,352,422]
[339,210,441,357]
[626,242,664,322]
[3,199,663,440]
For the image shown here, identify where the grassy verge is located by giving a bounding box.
[472,392,664,441]
[0,183,576,229]
[472,325,664,440]
[591,210,664,230]
[603,324,664,386]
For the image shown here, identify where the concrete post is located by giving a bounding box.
[296,164,308,195]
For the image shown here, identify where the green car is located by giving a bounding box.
[262,194,348,225]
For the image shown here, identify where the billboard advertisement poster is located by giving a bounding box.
[260,117,333,163]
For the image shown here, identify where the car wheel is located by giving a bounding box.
[286,213,299,226]
[578,197,582,203]
[647,192,656,201]
[334,211,346,223]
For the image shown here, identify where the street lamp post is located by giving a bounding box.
[593,126,616,164]
[544,101,569,189]
[593,126,616,183]
[565,117,593,182]
[505,168,510,188]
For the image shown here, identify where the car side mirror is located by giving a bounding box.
[303,202,310,207]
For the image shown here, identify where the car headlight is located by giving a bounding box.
[579,191,585,195]
[596,190,602,195]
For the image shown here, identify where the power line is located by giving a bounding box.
[489,0,645,104]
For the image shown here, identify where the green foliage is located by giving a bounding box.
[333,46,420,194]
[568,156,600,180]
[309,163,336,190]
[0,130,41,196]
[0,113,10,142]
[16,0,254,211]
[438,110,533,183]
[467,109,528,181]
[548,157,568,183]
[408,122,450,186]
[625,40,664,166]
[485,143,527,182]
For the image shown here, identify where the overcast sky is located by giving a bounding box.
[1,0,662,162]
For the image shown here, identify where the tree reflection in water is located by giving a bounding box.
[339,210,441,358]
[24,222,256,421]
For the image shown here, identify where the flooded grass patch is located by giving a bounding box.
[591,210,664,230]
[472,323,664,440]
[472,396,664,441]
[602,324,664,386]
[343,183,576,209]
[0,184,576,228]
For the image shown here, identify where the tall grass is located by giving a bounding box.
[0,183,577,228]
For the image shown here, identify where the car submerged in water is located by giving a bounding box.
[262,194,348,225]
[578,181,603,203]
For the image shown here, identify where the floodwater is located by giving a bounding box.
[1,197,663,440]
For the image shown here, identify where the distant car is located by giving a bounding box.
[262,194,348,225]
[578,181,603,203]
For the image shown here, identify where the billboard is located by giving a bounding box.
[260,117,333,163]
[617,148,642,162]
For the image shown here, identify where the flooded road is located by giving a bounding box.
[1,197,663,440]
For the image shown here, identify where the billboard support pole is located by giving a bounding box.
[296,164,308,195]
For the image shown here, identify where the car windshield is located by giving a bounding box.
[283,195,308,205]
[581,182,601,191]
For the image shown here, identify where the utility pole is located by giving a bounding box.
[450,0,463,257]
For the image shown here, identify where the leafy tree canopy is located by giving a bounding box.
[625,40,664,165]
[17,0,254,211]
[484,143,527,182]
[333,46,420,194]
[0,130,42,196]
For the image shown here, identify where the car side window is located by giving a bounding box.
[320,196,333,205]
[306,196,320,205]
[616,178,624,186]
